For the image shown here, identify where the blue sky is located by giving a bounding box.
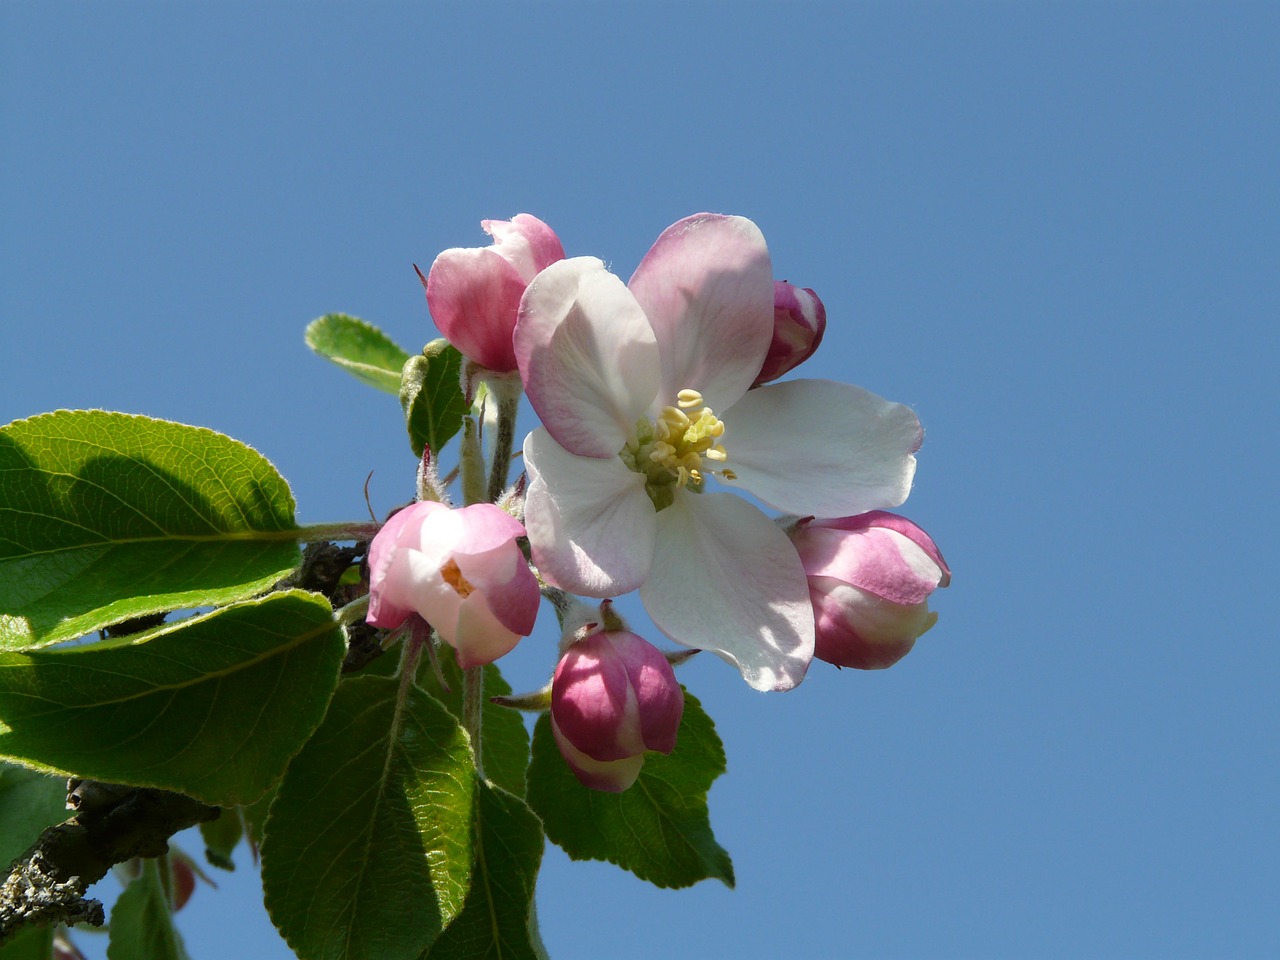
[3,2,1277,958]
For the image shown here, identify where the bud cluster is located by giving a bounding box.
[361,211,949,791]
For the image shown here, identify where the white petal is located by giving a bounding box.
[640,493,814,692]
[627,214,774,414]
[721,379,922,517]
[515,257,660,458]
[524,428,656,597]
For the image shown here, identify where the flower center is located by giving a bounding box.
[441,559,475,598]
[619,388,736,510]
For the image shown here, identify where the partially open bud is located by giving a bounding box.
[551,630,683,792]
[422,214,565,372]
[366,501,540,668]
[752,280,827,386]
[789,511,950,670]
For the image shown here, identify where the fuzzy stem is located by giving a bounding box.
[332,594,370,627]
[459,416,487,506]
[485,377,523,503]
[463,665,485,780]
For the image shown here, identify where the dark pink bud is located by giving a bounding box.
[752,280,827,386]
[789,511,949,670]
[424,214,565,372]
[550,631,683,792]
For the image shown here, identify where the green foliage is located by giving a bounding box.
[0,411,300,650]
[400,340,468,457]
[419,646,530,797]
[0,763,67,866]
[0,591,344,806]
[0,925,53,960]
[261,676,475,960]
[424,782,548,960]
[199,807,243,871]
[240,782,277,854]
[527,689,735,890]
[107,859,189,960]
[305,313,412,395]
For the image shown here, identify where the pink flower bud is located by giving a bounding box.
[366,501,540,668]
[752,280,827,386]
[423,214,565,372]
[550,631,683,792]
[789,511,950,670]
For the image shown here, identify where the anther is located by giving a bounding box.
[676,389,704,409]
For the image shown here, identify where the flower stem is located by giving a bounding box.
[459,416,486,506]
[485,375,523,503]
[463,665,485,780]
[332,594,370,627]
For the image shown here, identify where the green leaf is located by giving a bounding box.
[305,313,412,395]
[0,924,53,960]
[0,762,68,866]
[419,646,530,797]
[261,676,475,960]
[399,340,467,457]
[526,689,735,889]
[424,782,546,960]
[106,859,189,960]
[241,781,277,854]
[199,807,243,871]
[0,410,301,650]
[0,590,344,806]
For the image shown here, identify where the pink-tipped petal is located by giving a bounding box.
[426,247,526,371]
[795,525,945,605]
[551,717,646,793]
[806,511,951,588]
[515,257,661,457]
[721,379,921,517]
[451,502,529,554]
[523,429,656,598]
[753,281,827,386]
[628,214,774,414]
[810,579,936,670]
[552,634,642,761]
[612,632,683,754]
[451,598,522,668]
[482,214,565,281]
[640,493,814,692]
[366,503,442,629]
[454,538,541,636]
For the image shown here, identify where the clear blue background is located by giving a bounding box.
[3,3,1276,958]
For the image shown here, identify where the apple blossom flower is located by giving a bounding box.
[366,500,540,668]
[421,214,565,372]
[514,213,922,691]
[551,629,683,792]
[752,280,827,386]
[789,511,950,670]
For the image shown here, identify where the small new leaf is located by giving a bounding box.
[527,689,735,889]
[106,859,189,960]
[400,339,467,458]
[305,313,412,395]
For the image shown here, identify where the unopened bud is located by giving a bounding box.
[550,631,683,792]
[753,280,827,386]
[789,511,949,670]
